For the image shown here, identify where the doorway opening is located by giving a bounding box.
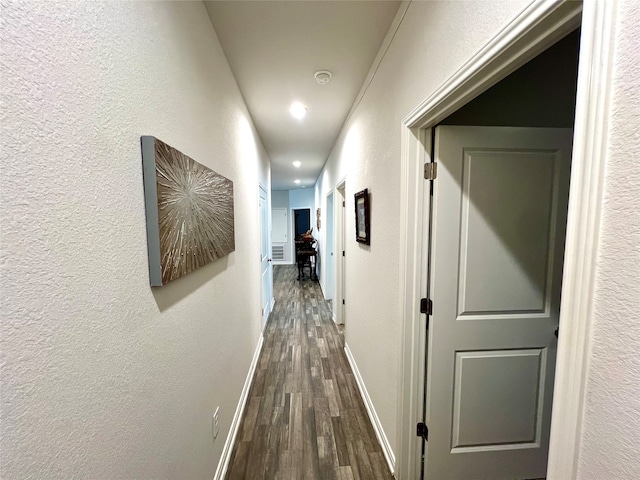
[394,1,609,476]
[293,208,311,239]
[418,29,579,480]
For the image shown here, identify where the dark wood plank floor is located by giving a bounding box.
[226,265,394,480]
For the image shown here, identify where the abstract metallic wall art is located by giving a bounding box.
[141,136,235,286]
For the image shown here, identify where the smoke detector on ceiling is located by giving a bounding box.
[314,70,332,85]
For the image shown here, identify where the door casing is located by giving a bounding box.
[397,1,618,479]
[335,180,347,326]
[324,190,335,304]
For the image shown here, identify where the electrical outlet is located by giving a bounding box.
[212,407,220,440]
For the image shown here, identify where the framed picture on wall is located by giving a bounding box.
[354,188,370,245]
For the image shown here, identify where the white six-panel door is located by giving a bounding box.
[259,186,272,329]
[424,127,572,479]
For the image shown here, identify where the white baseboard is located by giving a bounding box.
[214,334,264,480]
[344,343,396,474]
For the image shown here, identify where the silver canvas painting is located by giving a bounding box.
[141,136,235,286]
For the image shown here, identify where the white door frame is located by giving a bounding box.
[396,1,617,479]
[335,180,347,325]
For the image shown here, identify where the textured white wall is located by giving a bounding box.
[577,1,640,478]
[1,1,269,478]
[272,190,290,209]
[314,0,530,454]
[289,188,316,212]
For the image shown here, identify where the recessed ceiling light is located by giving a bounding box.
[293,161,301,168]
[289,102,307,120]
[294,179,301,184]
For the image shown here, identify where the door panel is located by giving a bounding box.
[452,349,546,451]
[425,127,572,480]
[458,150,557,315]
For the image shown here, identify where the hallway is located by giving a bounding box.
[226,266,393,480]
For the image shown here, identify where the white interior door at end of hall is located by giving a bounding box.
[259,188,271,328]
[272,208,288,244]
[424,126,572,480]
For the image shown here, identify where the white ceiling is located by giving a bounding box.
[204,1,401,191]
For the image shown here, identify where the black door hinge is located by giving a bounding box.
[417,422,428,441]
[342,201,345,207]
[420,298,433,315]
[342,299,345,305]
[342,250,345,257]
